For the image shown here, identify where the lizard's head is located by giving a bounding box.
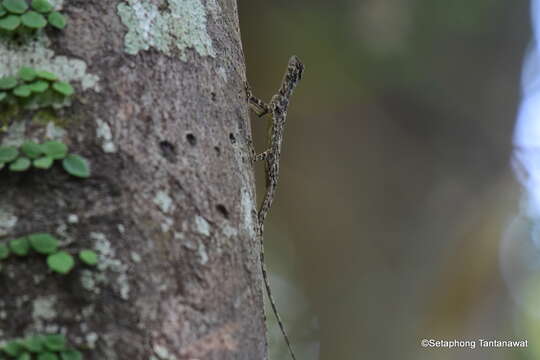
[288,56,305,82]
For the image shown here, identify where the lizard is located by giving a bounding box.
[246,55,304,360]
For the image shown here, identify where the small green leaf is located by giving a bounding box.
[0,76,17,90]
[21,141,44,159]
[2,0,28,14]
[29,233,59,254]
[21,11,47,29]
[0,4,6,17]
[13,85,32,97]
[9,237,29,256]
[43,334,66,352]
[0,92,6,101]
[52,81,74,96]
[0,243,9,260]
[36,70,57,81]
[29,80,49,93]
[47,251,75,274]
[42,141,68,159]
[33,156,54,169]
[60,350,82,360]
[37,353,59,360]
[79,249,98,265]
[47,11,66,29]
[22,335,44,353]
[17,352,31,360]
[3,340,22,356]
[0,14,19,31]
[18,67,37,82]
[62,154,90,178]
[31,0,53,13]
[0,146,18,162]
[9,157,31,171]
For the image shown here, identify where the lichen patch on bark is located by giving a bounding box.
[0,204,18,237]
[0,36,100,91]
[153,344,177,360]
[95,118,117,153]
[32,296,57,321]
[32,296,58,332]
[117,0,217,60]
[91,232,131,300]
[194,215,211,236]
[43,121,65,138]
[241,186,257,241]
[154,191,174,213]
[1,121,27,147]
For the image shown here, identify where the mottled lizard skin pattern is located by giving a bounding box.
[247,56,304,360]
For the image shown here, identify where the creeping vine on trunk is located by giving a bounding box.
[0,1,94,358]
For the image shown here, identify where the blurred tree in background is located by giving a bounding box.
[240,1,532,359]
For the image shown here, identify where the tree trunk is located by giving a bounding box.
[0,0,266,359]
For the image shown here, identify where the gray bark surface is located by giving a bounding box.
[0,1,266,359]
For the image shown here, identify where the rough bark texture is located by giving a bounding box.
[0,0,266,359]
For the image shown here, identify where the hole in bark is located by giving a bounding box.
[159,141,177,162]
[174,179,185,192]
[158,2,168,11]
[216,204,229,219]
[211,92,217,101]
[186,133,197,146]
[229,133,236,144]
[214,146,221,156]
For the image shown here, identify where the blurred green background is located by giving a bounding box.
[239,1,532,359]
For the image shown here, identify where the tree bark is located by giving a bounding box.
[0,0,266,359]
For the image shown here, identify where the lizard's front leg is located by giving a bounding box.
[252,149,271,163]
[245,82,271,117]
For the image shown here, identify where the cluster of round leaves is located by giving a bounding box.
[0,67,74,109]
[0,333,82,360]
[0,233,99,274]
[0,0,66,33]
[0,140,90,178]
[0,2,92,356]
